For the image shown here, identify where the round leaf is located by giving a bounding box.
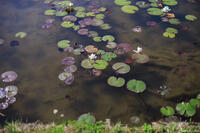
[127,79,146,93]
[107,76,125,87]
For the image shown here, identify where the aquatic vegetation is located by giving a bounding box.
[160,106,175,116]
[132,53,150,63]
[75,12,86,18]
[78,113,96,124]
[116,43,133,53]
[57,40,70,48]
[106,42,117,49]
[130,116,140,124]
[64,65,77,73]
[93,36,102,42]
[157,85,171,96]
[127,79,146,93]
[146,21,157,26]
[4,85,18,98]
[15,32,27,38]
[133,47,142,54]
[62,57,75,65]
[93,60,108,70]
[91,18,104,26]
[92,69,102,77]
[62,15,77,21]
[85,45,98,53]
[176,102,196,117]
[132,26,142,32]
[124,58,133,64]
[61,21,74,28]
[55,11,68,16]
[114,0,131,6]
[147,8,163,16]
[163,0,178,6]
[44,9,56,15]
[81,59,95,69]
[163,27,178,38]
[88,54,97,60]
[77,29,89,35]
[101,52,117,61]
[58,72,72,81]
[161,6,171,12]
[0,88,6,99]
[112,62,130,74]
[169,18,181,25]
[121,5,139,14]
[102,35,115,42]
[74,6,85,12]
[1,71,18,83]
[88,31,98,38]
[185,15,197,21]
[64,47,74,52]
[100,23,111,30]
[107,76,125,87]
[96,14,105,19]
[65,75,74,85]
[136,1,150,8]
[96,50,105,55]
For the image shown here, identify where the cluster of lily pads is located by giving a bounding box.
[0,71,18,110]
[157,85,171,96]
[113,0,198,38]
[160,94,200,117]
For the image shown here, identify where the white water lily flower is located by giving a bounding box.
[162,6,171,12]
[133,47,142,54]
[69,3,73,7]
[53,109,58,114]
[88,54,97,60]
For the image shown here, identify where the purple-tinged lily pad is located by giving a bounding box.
[6,97,16,104]
[116,43,133,53]
[0,102,8,110]
[62,57,75,65]
[42,24,52,29]
[62,15,77,21]
[5,85,18,98]
[78,29,89,35]
[58,72,72,81]
[64,65,77,73]
[83,18,93,25]
[64,47,74,52]
[1,71,18,82]
[10,40,19,47]
[146,21,157,26]
[132,26,142,32]
[65,75,74,85]
[0,88,6,99]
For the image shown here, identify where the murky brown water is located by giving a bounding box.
[0,0,200,125]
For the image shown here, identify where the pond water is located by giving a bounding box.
[0,0,200,125]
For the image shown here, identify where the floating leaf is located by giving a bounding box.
[74,6,85,12]
[96,50,105,55]
[63,15,77,21]
[114,0,131,6]
[88,31,98,38]
[85,45,98,53]
[1,71,18,82]
[112,62,130,74]
[72,25,80,30]
[185,15,197,21]
[107,76,125,87]
[81,59,95,69]
[101,52,117,61]
[121,5,139,14]
[73,48,83,55]
[163,0,178,6]
[98,7,106,12]
[44,10,56,15]
[160,106,175,116]
[61,21,74,28]
[77,29,89,35]
[189,99,200,108]
[57,40,70,48]
[169,18,181,25]
[75,12,86,18]
[176,102,196,117]
[130,116,140,124]
[93,36,102,42]
[0,88,6,99]
[64,65,77,73]
[78,113,96,124]
[100,23,111,30]
[166,27,178,34]
[62,57,75,65]
[0,102,8,110]
[86,12,95,16]
[15,32,27,38]
[65,75,74,85]
[57,1,72,7]
[117,43,133,53]
[127,79,146,93]
[93,60,108,70]
[6,97,16,104]
[96,14,105,19]
[132,53,150,63]
[92,18,104,26]
[106,42,117,49]
[58,72,72,81]
[56,11,68,16]
[5,85,18,98]
[147,8,163,16]
[102,35,115,42]
[136,1,150,8]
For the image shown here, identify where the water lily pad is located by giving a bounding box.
[88,31,98,38]
[96,14,105,19]
[102,35,115,42]
[0,88,6,99]
[78,113,96,124]
[136,1,150,8]
[112,62,130,74]
[185,15,197,21]
[1,71,18,82]
[85,45,98,53]
[78,29,89,35]
[117,43,133,53]
[100,23,111,30]
[65,75,74,85]
[114,0,131,6]
[169,18,181,25]
[147,8,163,16]
[101,52,117,61]
[61,21,74,28]
[57,1,72,7]
[96,50,105,55]
[75,12,86,18]
[98,7,106,12]
[81,59,95,69]
[15,32,27,38]
[0,102,8,110]
[74,6,85,12]
[92,18,104,26]
[73,48,83,55]
[72,25,80,30]
[58,72,72,81]
[127,79,146,93]
[163,0,178,6]
[121,5,139,14]
[44,9,56,15]
[132,53,150,63]
[56,11,68,16]
[160,106,175,116]
[93,60,108,70]
[62,57,75,65]
[107,76,125,87]
[189,99,200,108]
[86,12,95,16]
[64,65,77,73]
[106,42,117,49]
[63,15,77,21]
[163,32,175,38]
[93,36,102,42]
[57,40,70,48]
[176,102,196,116]
[6,96,16,104]
[4,85,18,98]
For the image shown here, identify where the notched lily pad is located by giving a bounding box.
[147,8,163,16]
[61,21,74,28]
[107,76,125,87]
[127,79,146,93]
[185,15,197,21]
[44,10,56,15]
[57,40,70,48]
[112,62,130,74]
[121,5,139,14]
[5,85,18,98]
[101,52,117,61]
[81,59,95,69]
[102,35,115,42]
[160,106,175,116]
[114,0,131,6]
[93,60,108,70]
[58,72,72,81]
[15,32,27,38]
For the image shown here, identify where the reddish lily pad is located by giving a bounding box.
[1,71,18,82]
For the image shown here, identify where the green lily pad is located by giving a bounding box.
[78,113,96,124]
[88,31,98,38]
[96,14,105,19]
[127,79,146,93]
[93,36,102,42]
[132,54,150,63]
[61,21,74,28]
[102,35,115,42]
[112,62,130,74]
[160,106,175,116]
[75,12,86,18]
[163,32,175,38]
[136,1,150,8]
[73,48,82,55]
[96,50,105,55]
[57,1,72,7]
[106,42,117,49]
[189,99,200,108]
[15,32,27,38]
[176,102,196,117]
[114,0,131,6]
[101,52,117,61]
[86,12,95,16]
[185,15,197,21]
[98,7,106,12]
[81,59,95,69]
[169,18,181,25]
[74,7,85,12]
[163,0,178,6]
[56,11,68,16]
[44,10,56,15]
[121,5,139,14]
[107,76,125,87]
[72,25,80,31]
[197,94,200,100]
[150,2,158,7]
[92,18,104,26]
[57,40,70,48]
[147,8,163,16]
[100,23,112,30]
[93,60,108,70]
[166,27,178,34]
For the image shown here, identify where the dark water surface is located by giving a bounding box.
[0,0,200,125]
